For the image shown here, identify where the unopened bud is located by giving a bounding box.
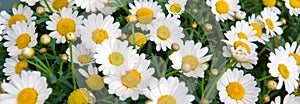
[211,68,218,76]
[39,48,47,53]
[120,33,127,40]
[36,6,45,14]
[126,15,137,23]
[65,32,76,42]
[235,11,246,20]
[192,8,198,13]
[22,47,35,59]
[267,80,277,90]
[171,43,180,51]
[280,18,286,25]
[201,98,209,104]
[204,23,212,31]
[192,21,197,29]
[40,34,51,45]
[61,54,68,62]
[263,95,270,103]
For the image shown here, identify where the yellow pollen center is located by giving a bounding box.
[216,0,229,14]
[86,74,104,90]
[251,23,263,38]
[170,3,181,14]
[289,53,300,65]
[17,88,38,104]
[157,26,171,41]
[121,69,141,88]
[16,33,31,49]
[234,41,251,54]
[108,52,124,66]
[182,55,199,71]
[92,28,108,44]
[57,18,76,36]
[158,95,176,104]
[226,82,245,100]
[136,7,154,24]
[278,64,290,79]
[290,0,300,8]
[15,61,28,74]
[266,19,274,30]
[128,32,147,47]
[77,54,93,65]
[68,89,90,104]
[52,0,69,11]
[9,14,27,27]
[262,0,276,7]
[237,32,248,40]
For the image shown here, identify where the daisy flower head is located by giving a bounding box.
[284,0,300,16]
[165,0,187,16]
[217,68,261,104]
[79,65,105,91]
[3,21,37,57]
[81,13,121,52]
[20,0,39,6]
[46,7,83,44]
[74,0,105,12]
[147,13,184,51]
[228,20,258,42]
[283,42,300,67]
[260,8,283,37]
[248,14,270,44]
[67,88,96,104]
[206,0,241,22]
[3,57,28,80]
[267,47,299,93]
[262,0,281,14]
[0,71,52,104]
[271,94,300,104]
[94,39,139,75]
[104,54,157,101]
[99,0,118,15]
[129,0,163,31]
[144,77,195,104]
[169,40,212,78]
[40,0,75,13]
[66,43,94,67]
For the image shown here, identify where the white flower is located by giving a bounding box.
[227,20,258,42]
[284,0,300,16]
[46,7,83,43]
[66,43,94,67]
[271,94,300,104]
[262,0,281,14]
[260,8,283,37]
[0,71,52,104]
[282,42,300,67]
[40,0,75,13]
[169,40,212,78]
[74,0,105,12]
[129,0,163,31]
[20,0,39,6]
[99,0,118,15]
[217,68,261,104]
[144,77,195,104]
[206,0,241,22]
[147,13,184,51]
[3,21,37,57]
[78,65,105,91]
[165,0,187,16]
[3,57,29,80]
[248,14,270,44]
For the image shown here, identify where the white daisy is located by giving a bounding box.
[66,43,94,67]
[267,47,299,93]
[206,0,241,22]
[46,7,83,43]
[99,0,118,15]
[78,65,105,91]
[74,0,104,12]
[248,14,270,44]
[3,21,37,57]
[20,0,39,6]
[271,94,300,104]
[3,57,28,80]
[0,71,52,104]
[260,8,283,37]
[284,0,300,16]
[81,13,121,52]
[228,20,258,42]
[165,0,187,16]
[104,54,157,101]
[262,0,281,14]
[169,40,212,78]
[143,77,195,104]
[94,39,138,75]
[217,68,261,104]
[129,0,163,31]
[282,42,300,66]
[147,13,184,51]
[40,0,75,13]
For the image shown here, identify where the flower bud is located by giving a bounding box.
[201,98,209,104]
[61,54,68,62]
[65,32,76,42]
[280,18,286,25]
[171,43,180,51]
[40,34,51,45]
[22,47,35,59]
[192,21,197,29]
[263,95,270,103]
[39,48,47,53]
[192,8,198,13]
[36,6,45,14]
[211,68,219,76]
[126,14,137,23]
[120,33,127,40]
[204,23,212,31]
[267,80,277,90]
[235,11,246,20]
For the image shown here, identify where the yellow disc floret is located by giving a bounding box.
[278,64,290,79]
[52,0,68,11]
[128,32,147,47]
[77,54,93,65]
[182,55,199,71]
[86,75,104,91]
[226,82,245,100]
[216,0,229,14]
[92,28,108,44]
[108,52,124,66]
[57,18,76,36]
[170,3,181,14]
[157,26,171,41]
[121,69,141,88]
[290,0,300,8]
[9,14,27,27]
[15,61,28,74]
[16,33,31,49]
[262,0,276,7]
[136,8,154,24]
[158,95,176,104]
[17,88,38,104]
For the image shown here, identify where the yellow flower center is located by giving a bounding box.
[278,64,290,79]
[57,18,76,36]
[234,41,251,54]
[182,55,199,71]
[289,53,300,65]
[266,19,274,30]
[262,0,276,7]
[157,95,176,104]
[77,54,93,65]
[16,33,31,49]
[17,88,38,104]
[237,32,248,40]
[226,82,245,100]
[92,28,109,44]
[68,88,90,104]
[108,52,124,66]
[216,0,229,14]
[9,14,27,27]
[170,3,181,14]
[121,69,141,88]
[15,61,28,74]
[251,23,263,38]
[136,7,154,24]
[128,32,147,47]
[157,26,171,41]
[52,0,68,11]
[290,0,300,8]
[86,74,104,91]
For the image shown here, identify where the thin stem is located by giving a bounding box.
[165,69,180,77]
[131,24,136,49]
[201,78,204,97]
[257,75,273,82]
[33,56,51,72]
[59,61,64,78]
[43,0,53,13]
[24,59,51,75]
[162,56,169,77]
[258,45,267,56]
[45,53,55,59]
[43,54,51,69]
[51,44,57,57]
[117,0,130,14]
[69,42,77,90]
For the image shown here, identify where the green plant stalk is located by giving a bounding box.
[33,56,51,72]
[162,56,169,77]
[69,42,77,90]
[165,69,180,77]
[43,54,51,69]
[51,43,57,57]
[117,0,130,14]
[24,59,51,75]
[131,24,136,49]
[257,75,273,82]
[43,0,53,13]
[59,61,64,78]
[201,77,204,97]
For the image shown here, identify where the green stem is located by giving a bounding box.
[59,60,64,78]
[257,75,273,82]
[45,53,55,59]
[43,54,51,69]
[131,24,136,49]
[165,69,180,77]
[69,42,77,90]
[23,59,51,75]
[33,56,51,72]
[162,56,169,77]
[51,43,57,57]
[117,0,130,14]
[258,45,267,56]
[201,78,204,97]
[43,0,53,13]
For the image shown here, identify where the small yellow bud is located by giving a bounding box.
[280,18,286,25]
[204,23,213,31]
[201,98,209,104]
[39,48,47,53]
[65,32,77,42]
[36,6,45,14]
[211,68,218,76]
[128,32,147,47]
[192,8,198,13]
[120,33,127,40]
[61,54,68,62]
[40,34,51,45]
[267,80,277,90]
[263,95,270,103]
[22,47,35,59]
[171,43,180,51]
[126,14,137,23]
[192,21,197,29]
